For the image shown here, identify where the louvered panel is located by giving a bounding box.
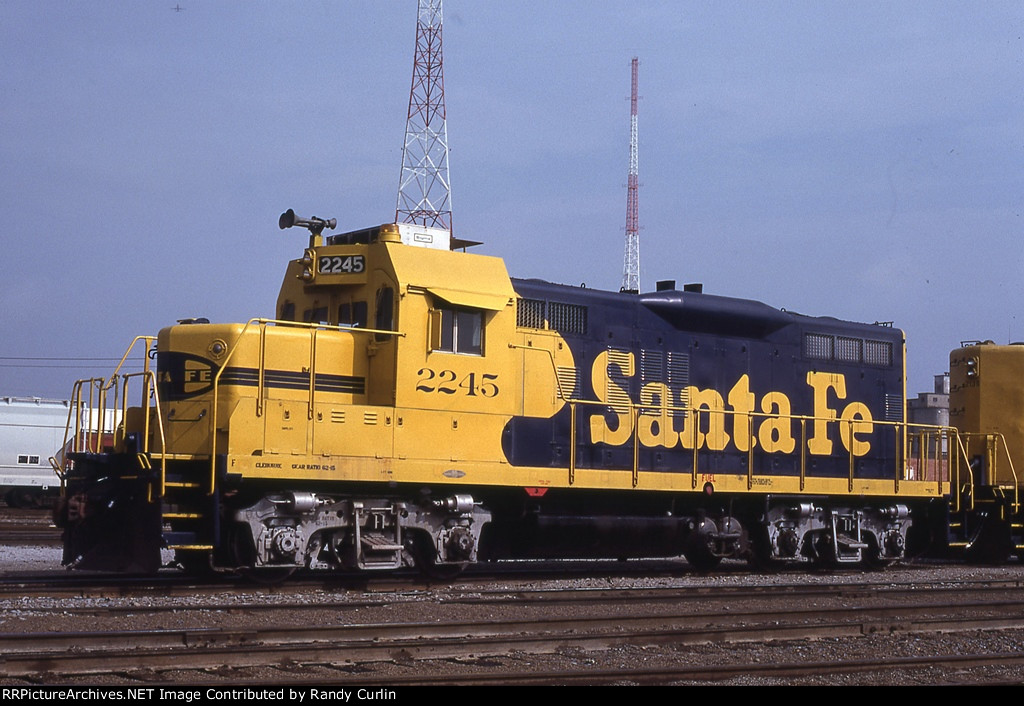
[640,349,664,384]
[556,366,579,400]
[606,348,632,413]
[667,351,690,413]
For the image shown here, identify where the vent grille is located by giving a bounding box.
[555,366,580,400]
[667,352,690,413]
[836,336,863,363]
[549,301,588,336]
[884,393,904,422]
[640,349,663,384]
[804,333,834,360]
[865,340,894,367]
[606,348,632,413]
[517,298,545,328]
[516,298,589,336]
[805,332,895,368]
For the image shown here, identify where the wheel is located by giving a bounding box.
[411,531,466,579]
[682,521,723,571]
[862,544,894,570]
[745,525,778,571]
[228,522,297,583]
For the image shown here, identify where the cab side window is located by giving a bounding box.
[374,287,394,341]
[433,306,483,355]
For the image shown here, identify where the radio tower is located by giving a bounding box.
[395,0,452,232]
[620,57,640,293]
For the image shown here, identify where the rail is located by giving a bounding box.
[515,340,947,494]
[63,330,1008,508]
[562,399,947,494]
[208,318,405,493]
[57,337,167,493]
[948,431,1019,514]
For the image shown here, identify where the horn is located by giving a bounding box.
[279,210,337,234]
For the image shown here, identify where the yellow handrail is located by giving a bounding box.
[58,337,157,494]
[947,432,1020,515]
[208,318,406,494]
[554,395,949,495]
[119,369,167,497]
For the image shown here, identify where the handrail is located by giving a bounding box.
[948,431,1020,514]
[58,337,157,494]
[61,339,155,456]
[515,344,933,493]
[559,395,947,495]
[951,432,975,514]
[208,318,406,494]
[119,369,167,497]
[508,342,567,401]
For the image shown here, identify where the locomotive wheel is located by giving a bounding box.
[862,551,893,570]
[411,531,467,579]
[862,536,895,570]
[809,531,840,568]
[745,526,777,571]
[683,516,736,571]
[228,523,297,583]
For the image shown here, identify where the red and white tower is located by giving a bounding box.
[395,0,453,233]
[620,57,640,293]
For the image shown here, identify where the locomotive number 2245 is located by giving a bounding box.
[318,254,365,274]
[416,368,499,397]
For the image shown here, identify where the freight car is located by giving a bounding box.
[56,213,957,576]
[0,397,69,508]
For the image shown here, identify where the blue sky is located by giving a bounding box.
[1,1,1021,399]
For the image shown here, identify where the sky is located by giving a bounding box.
[1,1,1021,400]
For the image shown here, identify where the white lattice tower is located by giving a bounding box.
[395,0,452,233]
[621,57,640,293]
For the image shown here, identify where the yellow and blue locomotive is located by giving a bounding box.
[938,341,1024,561]
[56,212,947,575]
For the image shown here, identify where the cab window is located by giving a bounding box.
[374,287,394,341]
[434,306,483,355]
[339,301,368,328]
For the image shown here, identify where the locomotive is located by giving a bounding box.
[941,341,1024,561]
[55,211,1010,577]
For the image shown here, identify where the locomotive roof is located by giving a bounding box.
[512,277,900,341]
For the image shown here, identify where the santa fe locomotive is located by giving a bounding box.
[53,212,1020,576]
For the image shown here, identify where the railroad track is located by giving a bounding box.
[3,574,1024,683]
[0,510,59,546]
[0,560,1019,600]
[3,574,1024,612]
